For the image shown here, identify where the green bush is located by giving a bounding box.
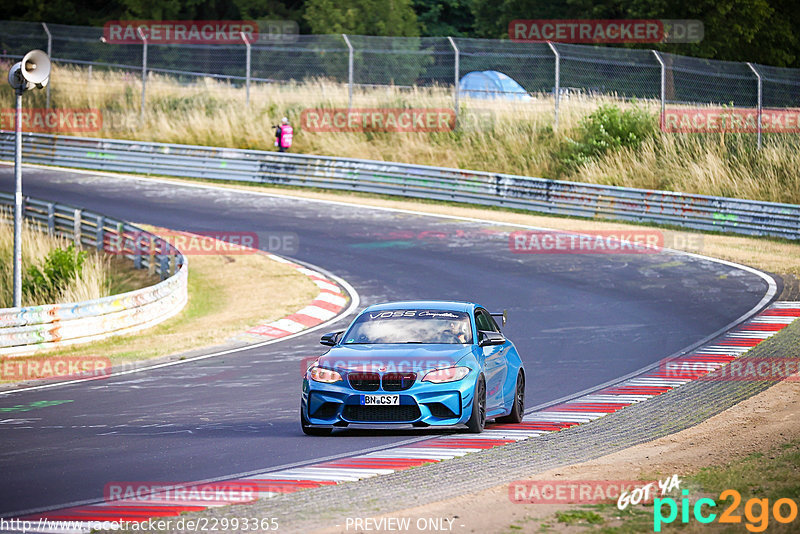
[557,104,657,173]
[22,244,88,302]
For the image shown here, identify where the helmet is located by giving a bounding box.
[281,117,289,124]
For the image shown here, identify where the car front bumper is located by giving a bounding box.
[302,376,477,427]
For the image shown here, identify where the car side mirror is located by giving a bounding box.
[478,330,505,347]
[320,331,343,346]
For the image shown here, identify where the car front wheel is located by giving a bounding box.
[466,377,486,433]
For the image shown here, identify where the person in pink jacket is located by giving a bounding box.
[274,117,293,152]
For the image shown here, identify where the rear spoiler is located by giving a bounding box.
[490,310,507,327]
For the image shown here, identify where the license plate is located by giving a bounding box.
[361,394,400,406]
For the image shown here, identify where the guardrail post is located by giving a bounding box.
[114,222,125,256]
[42,22,52,110]
[447,37,460,129]
[747,62,763,149]
[241,31,251,107]
[73,208,82,246]
[47,202,55,234]
[160,255,169,280]
[147,236,156,276]
[95,215,105,251]
[342,34,354,110]
[133,238,142,269]
[170,249,177,275]
[547,41,560,131]
[652,50,666,130]
[137,27,148,121]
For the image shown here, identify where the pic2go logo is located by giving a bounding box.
[653,489,799,532]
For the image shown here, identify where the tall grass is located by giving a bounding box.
[2,64,799,204]
[0,215,111,307]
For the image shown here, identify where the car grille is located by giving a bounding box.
[342,404,421,422]
[347,371,417,391]
[348,372,380,391]
[382,372,416,391]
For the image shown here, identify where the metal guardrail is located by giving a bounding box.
[1,132,799,240]
[0,190,187,356]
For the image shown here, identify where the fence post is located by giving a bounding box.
[42,22,52,109]
[342,34,354,110]
[547,41,560,130]
[447,37,460,129]
[241,31,251,107]
[747,62,763,149]
[652,50,666,130]
[137,27,148,120]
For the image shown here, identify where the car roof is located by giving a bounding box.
[361,301,476,313]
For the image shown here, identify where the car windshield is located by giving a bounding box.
[342,309,473,344]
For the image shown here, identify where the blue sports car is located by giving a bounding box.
[301,301,526,435]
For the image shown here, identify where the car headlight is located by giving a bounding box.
[309,366,342,384]
[422,366,470,383]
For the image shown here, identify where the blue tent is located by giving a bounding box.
[458,70,532,101]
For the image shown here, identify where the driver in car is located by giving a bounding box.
[444,321,469,343]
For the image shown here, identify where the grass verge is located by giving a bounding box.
[0,214,152,307]
[2,64,800,204]
[524,439,800,533]
[1,228,320,383]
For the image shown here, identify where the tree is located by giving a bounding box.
[468,0,800,67]
[304,0,420,36]
[412,0,474,37]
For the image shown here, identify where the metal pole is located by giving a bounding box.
[747,62,762,149]
[652,50,666,130]
[447,37,459,129]
[42,23,52,110]
[13,91,23,307]
[547,41,560,130]
[241,32,251,107]
[342,34,353,110]
[138,28,147,120]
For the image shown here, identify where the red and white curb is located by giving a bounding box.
[11,302,800,533]
[234,254,349,343]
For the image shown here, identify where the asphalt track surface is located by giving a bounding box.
[0,165,774,517]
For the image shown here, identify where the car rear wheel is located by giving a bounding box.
[466,377,486,433]
[497,372,525,424]
[301,405,333,436]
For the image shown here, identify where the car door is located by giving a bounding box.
[475,308,508,415]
